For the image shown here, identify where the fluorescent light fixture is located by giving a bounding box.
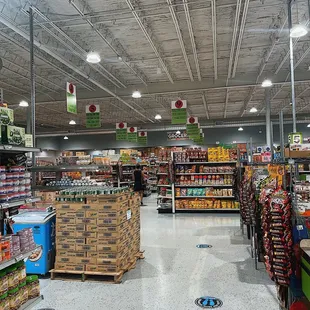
[69,120,76,125]
[262,79,272,87]
[132,90,141,98]
[307,124,310,128]
[155,114,162,120]
[86,51,101,64]
[64,136,69,140]
[19,100,29,107]
[250,107,258,113]
[176,130,181,135]
[290,24,308,38]
[238,127,244,131]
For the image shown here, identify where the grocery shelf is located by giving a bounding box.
[175,196,235,199]
[175,184,233,187]
[157,161,169,164]
[31,165,109,172]
[176,172,234,175]
[0,145,41,153]
[157,184,172,187]
[20,295,44,310]
[157,196,172,199]
[0,197,40,210]
[157,173,168,175]
[176,208,239,212]
[175,161,237,165]
[0,245,42,270]
[33,186,72,191]
[122,163,148,166]
[123,172,133,175]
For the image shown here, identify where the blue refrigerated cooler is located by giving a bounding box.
[12,210,56,275]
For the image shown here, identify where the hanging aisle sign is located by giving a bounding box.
[116,122,127,141]
[171,99,187,124]
[193,129,204,145]
[138,131,147,145]
[186,116,200,139]
[127,127,138,142]
[66,82,77,114]
[85,104,101,128]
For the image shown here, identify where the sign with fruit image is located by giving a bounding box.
[66,82,77,114]
[127,127,138,142]
[85,104,101,128]
[171,100,187,124]
[138,131,147,145]
[186,116,200,140]
[116,122,128,141]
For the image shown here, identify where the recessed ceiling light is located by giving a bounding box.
[19,100,29,107]
[176,130,181,134]
[238,127,244,131]
[155,114,162,120]
[290,24,308,38]
[86,51,101,64]
[132,90,141,98]
[64,136,69,140]
[69,120,76,125]
[307,124,310,128]
[250,107,258,113]
[262,79,272,87]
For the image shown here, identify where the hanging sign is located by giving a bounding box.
[171,99,187,124]
[66,82,77,114]
[138,131,147,145]
[127,127,138,142]
[116,122,127,141]
[167,131,189,141]
[193,130,204,145]
[85,104,101,128]
[186,116,200,139]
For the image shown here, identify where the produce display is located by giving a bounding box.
[175,187,233,197]
[0,261,40,309]
[176,199,239,210]
[262,188,293,286]
[175,174,233,186]
[175,165,234,174]
[0,166,31,202]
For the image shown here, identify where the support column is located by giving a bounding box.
[279,110,285,160]
[265,88,271,148]
[29,7,35,144]
[288,0,297,132]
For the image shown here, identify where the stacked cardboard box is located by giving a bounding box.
[55,192,141,273]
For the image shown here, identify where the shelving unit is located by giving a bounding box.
[20,295,44,310]
[0,197,40,210]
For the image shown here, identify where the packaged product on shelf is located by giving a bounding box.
[1,126,25,146]
[0,292,9,309]
[8,287,20,310]
[26,275,40,299]
[0,271,8,295]
[0,107,14,126]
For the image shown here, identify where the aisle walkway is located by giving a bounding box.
[36,195,278,310]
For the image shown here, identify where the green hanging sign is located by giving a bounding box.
[171,100,187,124]
[66,82,77,114]
[193,132,204,145]
[186,116,200,139]
[85,104,101,128]
[116,122,127,141]
[127,127,138,142]
[138,131,147,145]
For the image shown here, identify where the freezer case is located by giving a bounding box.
[12,210,56,275]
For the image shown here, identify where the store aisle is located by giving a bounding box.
[36,195,278,310]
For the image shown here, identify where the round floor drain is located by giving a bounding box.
[195,296,223,308]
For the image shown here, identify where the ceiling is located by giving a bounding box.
[0,0,310,134]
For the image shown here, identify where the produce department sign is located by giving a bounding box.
[167,131,189,141]
[186,116,199,139]
[171,100,187,124]
[127,127,138,142]
[138,131,147,145]
[116,122,127,141]
[85,104,101,128]
[66,82,77,114]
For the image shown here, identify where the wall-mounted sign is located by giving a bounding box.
[127,127,138,142]
[138,131,147,145]
[116,122,127,141]
[66,82,77,114]
[171,100,187,124]
[85,104,101,128]
[167,131,189,141]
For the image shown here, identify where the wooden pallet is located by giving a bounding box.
[50,251,145,284]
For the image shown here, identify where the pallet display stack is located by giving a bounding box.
[52,190,143,283]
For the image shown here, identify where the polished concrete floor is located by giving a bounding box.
[35,195,279,310]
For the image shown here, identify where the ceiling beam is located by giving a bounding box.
[202,92,210,119]
[211,0,218,80]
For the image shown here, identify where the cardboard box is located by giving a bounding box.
[97,212,128,226]
[56,217,76,224]
[76,244,97,252]
[86,200,129,212]
[0,107,14,125]
[96,249,128,260]
[2,125,25,146]
[93,222,128,234]
[76,218,97,225]
[97,236,126,245]
[56,256,96,265]
[57,210,85,218]
[56,224,85,232]
[55,203,99,211]
[86,225,98,232]
[85,265,122,273]
[55,243,76,251]
[96,257,126,266]
[56,237,85,245]
[57,231,76,238]
[85,210,99,218]
[87,252,99,258]
[76,231,97,238]
[97,243,127,253]
[86,238,98,245]
[55,263,84,271]
[57,250,86,258]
